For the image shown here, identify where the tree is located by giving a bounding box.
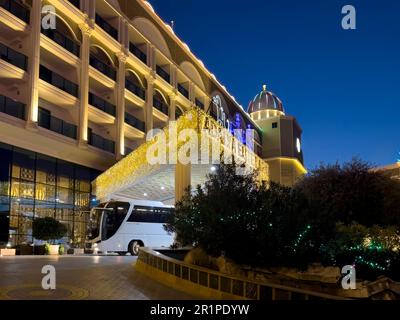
[32,217,67,244]
[165,164,314,268]
[294,158,400,244]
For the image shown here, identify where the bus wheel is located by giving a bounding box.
[117,252,127,256]
[129,241,141,256]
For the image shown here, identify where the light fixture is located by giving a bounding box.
[161,186,165,190]
[210,166,217,172]
[143,193,148,197]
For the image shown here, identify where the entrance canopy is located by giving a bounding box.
[93,109,269,204]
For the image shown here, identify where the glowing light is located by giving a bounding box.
[161,186,165,190]
[210,166,217,172]
[183,43,191,52]
[296,138,301,153]
[143,193,148,197]
[144,1,155,13]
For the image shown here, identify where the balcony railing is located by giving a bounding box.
[0,0,30,23]
[0,42,27,70]
[38,107,77,140]
[178,84,189,99]
[153,96,168,116]
[88,129,115,154]
[90,55,116,81]
[41,28,80,57]
[125,80,145,100]
[0,94,25,120]
[67,0,80,9]
[129,42,147,64]
[88,92,116,117]
[39,65,79,97]
[195,98,204,110]
[125,112,145,132]
[95,14,118,41]
[156,65,170,83]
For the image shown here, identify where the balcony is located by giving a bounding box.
[88,129,115,154]
[153,96,168,116]
[90,55,116,81]
[0,0,30,23]
[39,65,79,97]
[125,79,145,101]
[156,65,170,83]
[38,107,77,140]
[195,98,204,110]
[67,0,80,9]
[0,94,25,120]
[178,84,189,99]
[129,42,147,64]
[41,28,80,57]
[95,14,118,41]
[125,112,145,132]
[88,92,116,117]
[0,42,27,70]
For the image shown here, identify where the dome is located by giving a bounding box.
[247,85,284,114]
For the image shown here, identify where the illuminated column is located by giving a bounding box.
[189,82,196,106]
[26,0,42,130]
[145,75,155,134]
[116,52,127,160]
[204,96,211,113]
[169,90,177,121]
[175,162,191,204]
[170,65,177,88]
[146,43,156,71]
[78,21,93,147]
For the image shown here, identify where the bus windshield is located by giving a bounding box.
[87,203,107,240]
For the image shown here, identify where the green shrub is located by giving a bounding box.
[32,217,67,244]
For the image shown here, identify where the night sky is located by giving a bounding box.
[147,0,400,169]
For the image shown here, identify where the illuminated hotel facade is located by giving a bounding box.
[0,0,306,247]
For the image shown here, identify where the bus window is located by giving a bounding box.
[127,206,174,224]
[101,202,130,241]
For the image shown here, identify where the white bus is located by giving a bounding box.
[85,198,175,255]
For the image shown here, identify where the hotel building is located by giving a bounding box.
[0,0,306,247]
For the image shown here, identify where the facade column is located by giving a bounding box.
[78,21,93,147]
[175,162,191,204]
[116,52,127,160]
[26,0,42,130]
[189,82,196,106]
[145,75,155,135]
[170,65,177,89]
[204,95,211,113]
[169,90,177,121]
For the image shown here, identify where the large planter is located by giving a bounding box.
[18,244,33,255]
[48,245,60,255]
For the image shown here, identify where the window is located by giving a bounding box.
[101,202,130,241]
[272,122,278,129]
[127,206,174,224]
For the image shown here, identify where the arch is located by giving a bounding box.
[132,17,171,58]
[90,45,116,68]
[180,61,205,91]
[42,11,80,42]
[126,68,145,88]
[154,88,169,105]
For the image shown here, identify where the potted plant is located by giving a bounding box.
[32,217,67,255]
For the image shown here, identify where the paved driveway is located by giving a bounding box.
[0,255,195,300]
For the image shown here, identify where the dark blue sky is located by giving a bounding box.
[149,0,400,169]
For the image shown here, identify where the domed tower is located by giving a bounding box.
[248,85,306,186]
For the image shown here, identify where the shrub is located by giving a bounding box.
[32,217,67,244]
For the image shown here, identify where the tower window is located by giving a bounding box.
[272,122,278,129]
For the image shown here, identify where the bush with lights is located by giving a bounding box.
[165,159,400,280]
